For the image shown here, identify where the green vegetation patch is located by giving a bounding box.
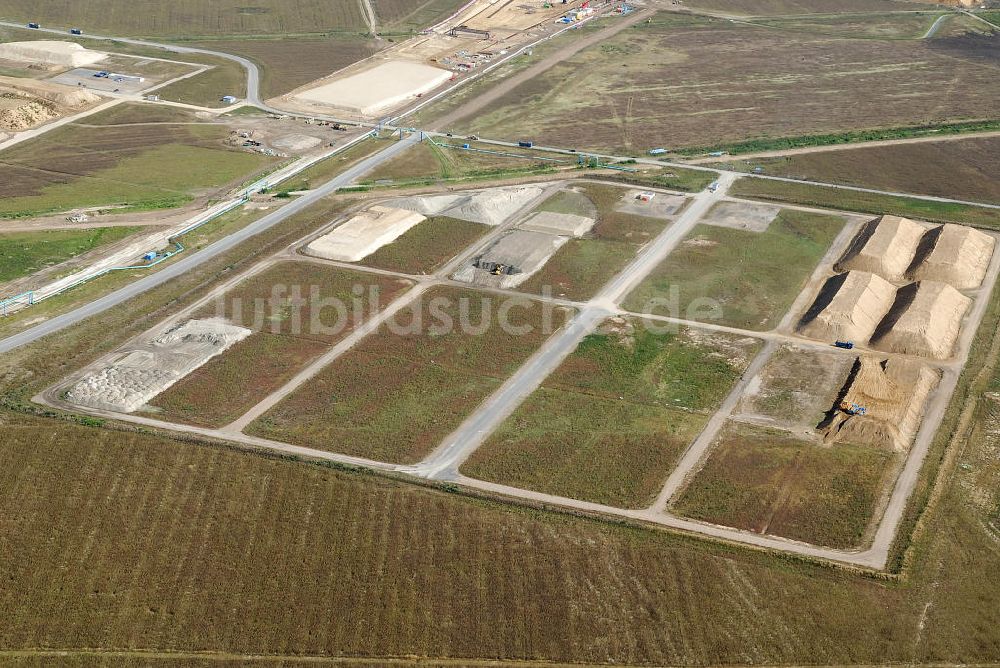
[361,217,488,275]
[623,208,844,330]
[247,287,572,464]
[462,322,762,507]
[674,423,896,549]
[679,119,1000,157]
[0,226,140,283]
[731,178,1000,228]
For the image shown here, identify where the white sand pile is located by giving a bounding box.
[66,319,251,413]
[519,211,595,237]
[295,60,451,115]
[305,206,426,262]
[822,355,939,452]
[700,201,781,232]
[390,185,543,226]
[453,229,567,289]
[836,215,926,281]
[271,133,322,151]
[870,281,971,359]
[797,271,896,343]
[0,41,106,67]
[907,224,995,290]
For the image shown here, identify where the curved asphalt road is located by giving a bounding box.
[0,20,262,104]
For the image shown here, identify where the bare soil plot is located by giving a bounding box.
[673,422,897,549]
[517,183,674,300]
[456,14,999,153]
[360,216,489,274]
[624,209,844,331]
[247,286,572,464]
[0,117,276,217]
[144,263,413,427]
[462,320,761,508]
[735,343,855,434]
[735,136,1000,205]
[748,12,946,39]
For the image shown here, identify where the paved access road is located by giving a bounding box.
[0,134,418,354]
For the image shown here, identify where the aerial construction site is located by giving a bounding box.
[1,0,1000,663]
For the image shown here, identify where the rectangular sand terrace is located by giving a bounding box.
[40,179,1000,570]
[294,60,453,116]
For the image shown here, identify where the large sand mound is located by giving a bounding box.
[870,281,971,359]
[822,355,939,452]
[0,95,56,130]
[907,223,995,290]
[836,215,926,281]
[390,185,543,226]
[305,206,426,262]
[519,211,595,237]
[67,319,251,413]
[295,60,451,115]
[0,41,106,67]
[797,271,896,343]
[0,75,101,107]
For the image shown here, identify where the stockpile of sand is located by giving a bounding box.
[66,319,251,413]
[0,41,107,67]
[797,271,896,343]
[836,215,926,281]
[519,211,595,237]
[908,224,995,290]
[870,281,971,359]
[822,355,939,451]
[0,76,101,107]
[0,94,56,130]
[390,185,543,226]
[305,206,426,262]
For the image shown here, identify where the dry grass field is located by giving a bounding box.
[731,178,1000,227]
[463,322,761,507]
[673,422,897,549]
[191,37,381,99]
[360,216,488,275]
[0,116,276,217]
[728,136,1000,204]
[453,13,999,153]
[623,208,844,331]
[247,287,572,463]
[143,263,413,427]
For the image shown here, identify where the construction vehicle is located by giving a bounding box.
[474,258,518,276]
[331,123,349,131]
[834,340,854,350]
[840,401,867,416]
